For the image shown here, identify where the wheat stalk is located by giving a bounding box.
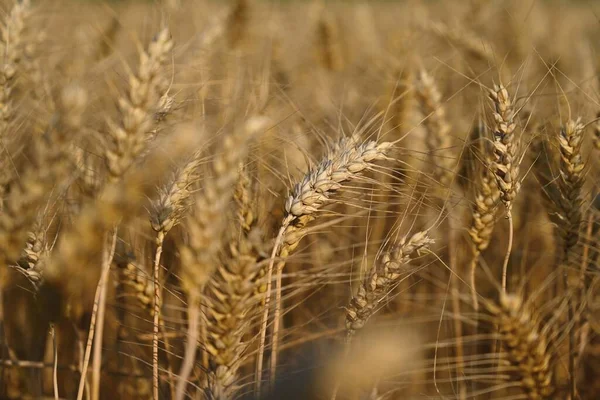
[594,112,600,150]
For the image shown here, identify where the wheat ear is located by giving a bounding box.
[149,146,204,399]
[346,231,433,335]
[489,84,520,293]
[203,165,263,398]
[415,69,454,189]
[554,119,586,263]
[257,134,392,391]
[483,294,555,399]
[175,117,268,400]
[0,0,30,141]
[0,85,87,269]
[468,156,501,310]
[329,231,432,400]
[553,119,586,399]
[105,28,173,181]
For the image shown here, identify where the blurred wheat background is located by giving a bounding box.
[0,0,599,398]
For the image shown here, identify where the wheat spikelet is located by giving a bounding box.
[415,69,454,188]
[345,231,433,336]
[483,294,555,399]
[105,28,173,181]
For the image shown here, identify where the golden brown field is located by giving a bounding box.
[0,0,599,398]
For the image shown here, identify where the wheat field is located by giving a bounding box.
[0,0,599,398]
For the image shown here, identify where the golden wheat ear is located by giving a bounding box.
[483,294,555,399]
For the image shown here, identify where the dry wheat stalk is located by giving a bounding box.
[346,231,433,336]
[594,112,600,150]
[415,69,454,188]
[203,165,263,398]
[484,294,555,399]
[105,28,173,181]
[258,133,392,389]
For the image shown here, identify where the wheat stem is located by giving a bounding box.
[175,292,200,400]
[153,232,164,400]
[502,211,513,294]
[76,232,116,400]
[91,230,117,400]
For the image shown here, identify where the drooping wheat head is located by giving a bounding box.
[346,230,433,336]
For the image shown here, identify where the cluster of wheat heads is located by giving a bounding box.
[1,0,600,399]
